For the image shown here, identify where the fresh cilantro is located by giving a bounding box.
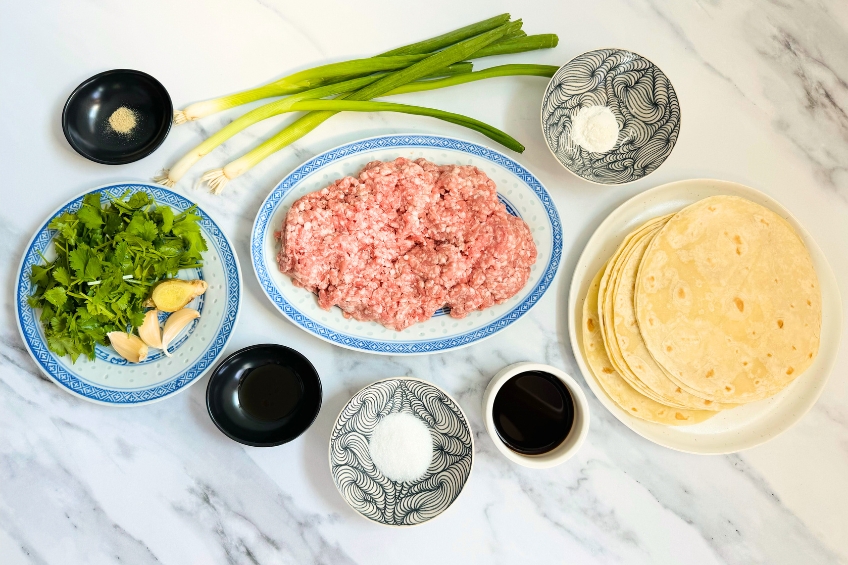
[28,191,206,362]
[160,206,174,234]
[44,287,67,307]
[30,264,51,287]
[77,194,103,229]
[53,266,71,286]
[127,192,150,209]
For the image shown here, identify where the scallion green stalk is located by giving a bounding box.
[377,13,510,56]
[471,34,559,58]
[383,63,558,95]
[286,100,524,151]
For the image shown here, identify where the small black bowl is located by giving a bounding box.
[62,69,172,165]
[206,344,322,447]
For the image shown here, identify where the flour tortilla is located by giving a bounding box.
[635,195,821,403]
[583,265,714,426]
[599,216,680,406]
[612,221,731,411]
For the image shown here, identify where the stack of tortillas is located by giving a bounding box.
[582,195,822,425]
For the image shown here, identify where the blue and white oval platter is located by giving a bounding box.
[251,134,562,355]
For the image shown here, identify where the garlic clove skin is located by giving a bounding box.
[138,310,163,349]
[107,332,149,363]
[161,308,200,357]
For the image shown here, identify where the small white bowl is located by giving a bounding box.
[482,362,590,468]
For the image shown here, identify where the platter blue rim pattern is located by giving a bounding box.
[15,183,242,405]
[250,134,563,354]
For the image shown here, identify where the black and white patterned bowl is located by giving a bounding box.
[329,377,473,527]
[541,49,681,185]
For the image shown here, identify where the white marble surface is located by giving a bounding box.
[1,0,847,563]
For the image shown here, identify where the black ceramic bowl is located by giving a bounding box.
[206,344,322,447]
[62,69,172,165]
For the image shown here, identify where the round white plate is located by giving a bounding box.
[15,183,242,405]
[251,134,562,354]
[328,377,473,526]
[568,179,842,453]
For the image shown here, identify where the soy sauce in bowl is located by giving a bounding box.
[492,370,574,455]
[206,344,322,447]
[238,364,303,422]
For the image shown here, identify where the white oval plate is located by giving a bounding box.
[15,183,242,405]
[568,179,842,454]
[251,134,562,354]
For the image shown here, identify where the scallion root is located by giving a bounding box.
[153,170,176,188]
[202,169,229,195]
[173,111,189,125]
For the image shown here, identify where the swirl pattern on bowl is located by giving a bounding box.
[329,378,473,526]
[541,49,681,184]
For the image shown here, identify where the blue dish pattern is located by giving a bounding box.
[251,134,563,354]
[15,183,241,404]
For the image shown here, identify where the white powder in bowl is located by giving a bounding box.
[570,105,619,153]
[369,412,433,482]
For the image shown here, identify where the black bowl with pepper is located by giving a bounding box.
[62,69,172,165]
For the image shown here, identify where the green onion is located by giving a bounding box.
[174,15,510,123]
[156,63,474,187]
[198,64,555,194]
[201,96,528,194]
[174,54,427,124]
[346,20,519,102]
[200,21,517,192]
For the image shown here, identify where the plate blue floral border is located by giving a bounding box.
[251,134,563,354]
[15,183,242,405]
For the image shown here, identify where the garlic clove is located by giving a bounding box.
[107,332,149,363]
[161,308,200,357]
[138,310,163,349]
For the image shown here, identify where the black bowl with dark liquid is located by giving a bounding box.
[62,69,172,165]
[206,344,322,447]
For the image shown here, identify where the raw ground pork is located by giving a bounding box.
[276,157,537,331]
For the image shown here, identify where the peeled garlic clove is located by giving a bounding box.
[138,310,162,349]
[161,308,200,356]
[107,332,149,363]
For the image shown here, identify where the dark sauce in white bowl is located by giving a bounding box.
[492,370,574,455]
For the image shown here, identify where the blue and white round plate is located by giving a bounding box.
[329,377,473,526]
[15,183,242,405]
[541,48,681,185]
[251,134,562,355]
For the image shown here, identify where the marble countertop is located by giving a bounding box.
[2,0,847,563]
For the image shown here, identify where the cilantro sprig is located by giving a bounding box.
[27,191,206,362]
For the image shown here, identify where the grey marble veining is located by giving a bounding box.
[1,0,847,563]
